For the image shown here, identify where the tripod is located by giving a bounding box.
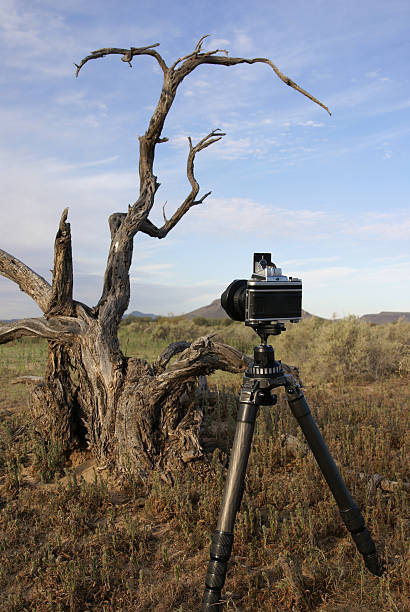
[201,325,384,611]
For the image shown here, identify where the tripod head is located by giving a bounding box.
[254,322,286,345]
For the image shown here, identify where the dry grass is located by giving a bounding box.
[0,317,409,611]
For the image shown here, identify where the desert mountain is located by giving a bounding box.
[360,312,410,324]
[123,305,410,324]
[183,298,314,320]
[125,310,158,319]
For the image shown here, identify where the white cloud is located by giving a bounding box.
[233,31,253,54]
[217,137,254,160]
[129,262,175,281]
[53,91,108,115]
[0,150,138,269]
[302,266,355,288]
[297,120,324,128]
[170,134,196,149]
[325,78,392,112]
[186,197,335,239]
[0,1,77,77]
[282,256,341,266]
[182,197,410,247]
[204,37,230,51]
[304,259,410,289]
[345,212,410,240]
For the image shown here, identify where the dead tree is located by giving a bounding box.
[0,37,329,483]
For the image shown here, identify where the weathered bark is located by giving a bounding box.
[115,337,251,482]
[1,38,330,482]
[46,208,74,317]
[31,343,79,450]
[0,316,83,344]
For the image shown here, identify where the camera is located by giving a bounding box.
[221,253,302,329]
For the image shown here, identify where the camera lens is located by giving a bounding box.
[221,280,247,321]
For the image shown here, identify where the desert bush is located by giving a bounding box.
[1,317,409,611]
[117,314,410,383]
[308,316,410,382]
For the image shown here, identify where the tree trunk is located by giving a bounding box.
[27,308,251,483]
[0,38,328,484]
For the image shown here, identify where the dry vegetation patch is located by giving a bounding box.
[1,317,409,610]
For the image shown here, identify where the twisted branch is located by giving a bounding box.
[169,34,229,70]
[75,37,330,326]
[140,130,226,239]
[156,336,252,390]
[75,43,167,76]
[0,316,84,345]
[180,54,331,115]
[156,341,191,369]
[0,249,51,312]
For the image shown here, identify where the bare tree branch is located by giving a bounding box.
[46,208,74,317]
[157,336,252,388]
[76,37,330,326]
[0,316,84,345]
[75,43,167,76]
[139,130,225,239]
[0,249,52,312]
[12,375,44,385]
[156,341,191,369]
[169,34,229,70]
[173,53,331,115]
[76,38,330,196]
[108,212,127,240]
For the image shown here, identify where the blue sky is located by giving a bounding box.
[1,0,409,319]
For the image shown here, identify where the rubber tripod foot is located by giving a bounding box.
[364,552,385,577]
[201,587,222,611]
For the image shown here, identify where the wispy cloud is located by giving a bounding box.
[1,2,410,321]
[349,213,410,239]
[0,1,77,77]
[184,197,336,239]
[182,196,410,247]
[304,259,410,289]
[0,149,137,263]
[203,37,230,51]
[296,120,324,128]
[130,262,175,282]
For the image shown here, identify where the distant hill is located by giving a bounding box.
[3,308,409,326]
[124,310,158,320]
[360,312,410,324]
[183,298,314,320]
[183,299,226,319]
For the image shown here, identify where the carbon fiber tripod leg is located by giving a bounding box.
[201,383,258,611]
[284,377,384,577]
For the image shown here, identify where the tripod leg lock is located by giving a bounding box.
[283,374,305,402]
[340,504,365,531]
[340,506,384,576]
[210,530,234,561]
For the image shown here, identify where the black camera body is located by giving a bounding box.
[221,253,302,329]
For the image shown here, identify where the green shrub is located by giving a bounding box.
[117,314,410,383]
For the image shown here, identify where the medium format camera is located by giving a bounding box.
[221,253,302,328]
